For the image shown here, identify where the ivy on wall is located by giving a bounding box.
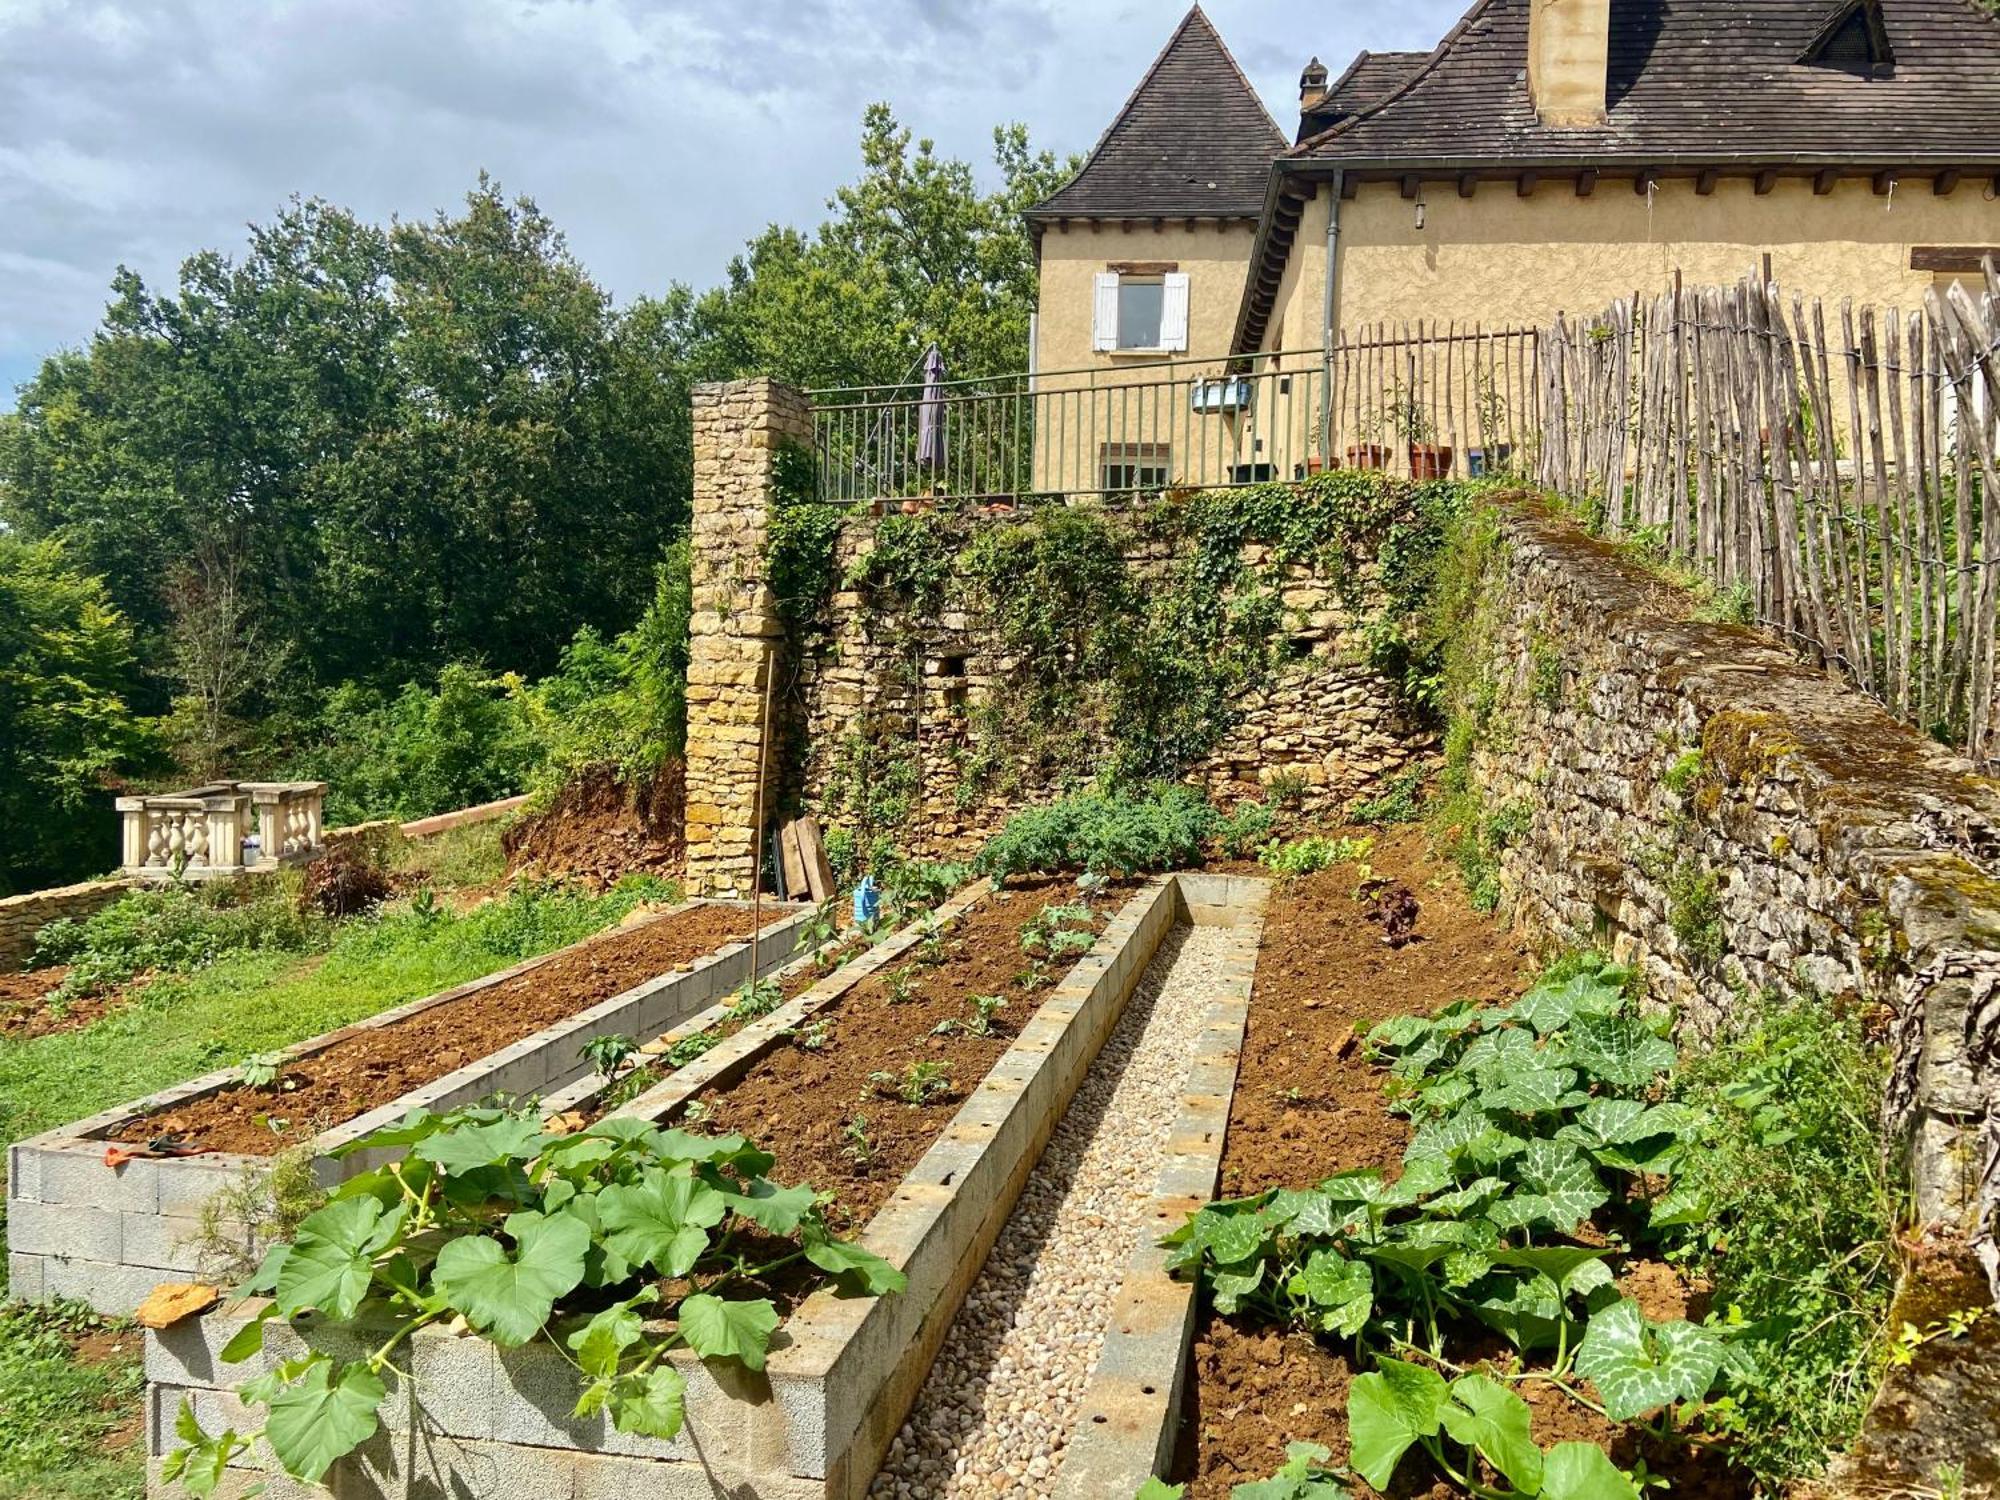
[763,471,1494,855]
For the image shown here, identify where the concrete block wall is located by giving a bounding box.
[684,378,812,897]
[1462,500,2000,1241]
[144,875,1262,1499]
[12,902,810,1315]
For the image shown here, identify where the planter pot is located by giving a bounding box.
[1467,444,1514,478]
[1408,443,1455,480]
[1305,456,1326,476]
[1344,444,1391,472]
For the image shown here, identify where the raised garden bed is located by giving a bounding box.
[9,898,810,1315]
[143,873,1198,1498]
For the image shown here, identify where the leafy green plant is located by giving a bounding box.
[883,966,921,1007]
[1020,902,1097,960]
[870,1060,953,1106]
[1257,835,1372,878]
[1348,765,1428,827]
[1265,768,1311,810]
[1348,1360,1641,1499]
[236,1052,288,1090]
[1214,799,1277,859]
[792,1018,834,1053]
[1136,1441,1353,1499]
[842,1115,875,1166]
[1665,861,1724,967]
[167,1105,903,1485]
[34,879,324,1000]
[966,993,1007,1038]
[579,1033,640,1079]
[975,784,1217,883]
[727,976,783,1022]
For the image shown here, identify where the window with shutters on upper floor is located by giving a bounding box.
[1092,270,1190,353]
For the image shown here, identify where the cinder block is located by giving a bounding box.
[9,1198,122,1260]
[8,1141,43,1202]
[153,1157,254,1221]
[33,1144,161,1213]
[41,1253,166,1315]
[7,1250,45,1302]
[120,1211,230,1273]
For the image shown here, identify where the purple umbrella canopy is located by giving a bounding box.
[916,343,946,472]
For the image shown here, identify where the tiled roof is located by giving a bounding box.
[1299,50,1429,143]
[1029,5,1287,221]
[1294,0,2000,167]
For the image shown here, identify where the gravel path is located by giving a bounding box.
[870,924,1230,1499]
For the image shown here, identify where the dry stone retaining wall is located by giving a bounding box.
[0,879,135,973]
[1463,501,2000,1243]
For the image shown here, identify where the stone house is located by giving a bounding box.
[1025,0,2000,485]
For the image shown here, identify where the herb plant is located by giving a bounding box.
[869,1060,953,1106]
[578,1033,639,1079]
[236,1052,288,1090]
[167,1104,903,1487]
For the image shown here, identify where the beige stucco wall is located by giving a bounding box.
[1033,221,1290,490]
[1266,174,2000,350]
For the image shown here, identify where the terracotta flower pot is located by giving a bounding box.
[1408,443,1455,481]
[1345,444,1391,472]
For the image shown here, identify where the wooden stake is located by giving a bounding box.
[749,642,777,982]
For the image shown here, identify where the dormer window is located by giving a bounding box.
[1802,0,1895,77]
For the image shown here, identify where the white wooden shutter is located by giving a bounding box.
[1092,272,1120,351]
[1160,272,1191,351]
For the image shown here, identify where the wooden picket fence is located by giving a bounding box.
[1539,264,2000,763]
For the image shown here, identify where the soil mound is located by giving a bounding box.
[503,760,684,889]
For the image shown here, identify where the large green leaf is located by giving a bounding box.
[1647,1179,1713,1229]
[412,1114,548,1175]
[1345,1357,1447,1491]
[567,1302,645,1381]
[1264,1187,1340,1237]
[1490,1246,1614,1299]
[1573,1298,1730,1421]
[723,1178,817,1235]
[610,1364,687,1439]
[1212,1260,1265,1314]
[678,1292,780,1370]
[1508,975,1626,1036]
[1471,1276,1571,1352]
[263,1357,384,1484]
[803,1234,908,1295]
[597,1167,729,1276]
[434,1210,590,1346]
[1539,1442,1641,1500]
[1438,1372,1541,1493]
[1289,1249,1373,1337]
[274,1197,403,1320]
[1556,1015,1677,1090]
[1479,1065,1583,1116]
[1459,1026,1537,1079]
[1486,1140,1608,1235]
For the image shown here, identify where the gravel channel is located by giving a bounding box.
[870,923,1232,1499]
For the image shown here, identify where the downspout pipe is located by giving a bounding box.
[1320,170,1345,464]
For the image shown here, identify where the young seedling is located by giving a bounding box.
[916,914,950,967]
[884,965,922,1006]
[578,1033,640,1079]
[842,1114,875,1166]
[791,1018,834,1052]
[870,1060,954,1106]
[966,993,1006,1037]
[728,976,782,1021]
[236,1052,287,1090]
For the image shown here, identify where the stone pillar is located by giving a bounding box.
[683,378,811,897]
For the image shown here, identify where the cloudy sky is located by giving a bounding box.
[0,0,1466,405]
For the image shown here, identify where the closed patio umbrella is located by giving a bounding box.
[916,343,946,474]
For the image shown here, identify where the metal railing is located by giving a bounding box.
[809,327,1540,505]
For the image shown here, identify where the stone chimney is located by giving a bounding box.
[1299,56,1329,111]
[1527,0,1610,127]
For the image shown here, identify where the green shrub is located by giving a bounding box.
[1348,764,1428,826]
[974,785,1218,882]
[1667,860,1724,967]
[1256,834,1372,878]
[33,880,323,997]
[1213,799,1275,859]
[1667,996,1901,1484]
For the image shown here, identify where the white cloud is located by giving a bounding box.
[0,0,1466,402]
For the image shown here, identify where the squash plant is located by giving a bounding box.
[165,1104,904,1489]
[1163,967,1757,1497]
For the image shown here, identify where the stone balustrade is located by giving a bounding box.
[116,781,326,881]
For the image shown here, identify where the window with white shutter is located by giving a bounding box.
[1159,272,1190,352]
[1092,272,1120,352]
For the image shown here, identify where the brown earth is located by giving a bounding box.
[1182,826,1751,1498]
[503,761,685,890]
[0,966,132,1041]
[118,903,750,1156]
[685,878,1116,1236]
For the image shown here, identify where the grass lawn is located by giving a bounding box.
[0,823,669,1498]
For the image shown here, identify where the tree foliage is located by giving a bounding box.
[0,536,157,893]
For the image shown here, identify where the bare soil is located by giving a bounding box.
[117,903,750,1156]
[685,879,1115,1236]
[504,761,685,889]
[1182,826,1750,1498]
[0,966,131,1041]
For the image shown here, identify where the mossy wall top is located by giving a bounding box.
[1439,495,2000,1243]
